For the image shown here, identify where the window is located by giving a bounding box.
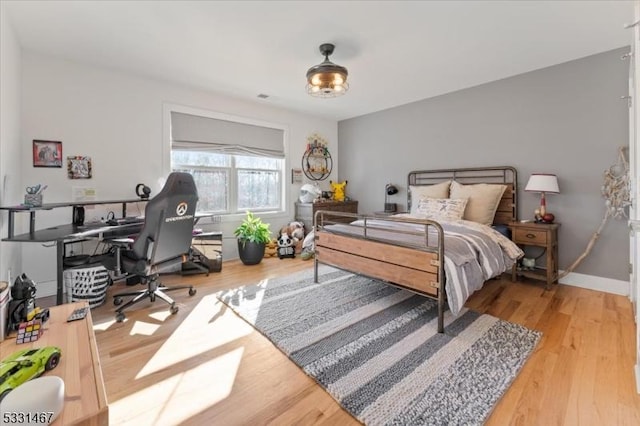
[169,110,286,215]
[171,151,282,214]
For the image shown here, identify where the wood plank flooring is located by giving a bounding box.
[76,258,640,425]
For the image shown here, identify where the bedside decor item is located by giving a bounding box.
[234,211,271,265]
[560,146,631,279]
[525,173,559,222]
[522,257,536,270]
[32,140,62,168]
[384,183,399,212]
[306,43,349,97]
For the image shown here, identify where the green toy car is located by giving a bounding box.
[0,346,61,402]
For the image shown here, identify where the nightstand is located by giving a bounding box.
[509,221,559,289]
[295,200,358,232]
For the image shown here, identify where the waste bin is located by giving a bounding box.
[64,265,110,308]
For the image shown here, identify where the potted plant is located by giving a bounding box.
[234,211,271,265]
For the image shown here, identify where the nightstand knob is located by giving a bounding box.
[526,233,536,239]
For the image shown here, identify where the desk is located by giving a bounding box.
[0,302,109,425]
[0,199,147,305]
[0,199,144,239]
[0,199,216,305]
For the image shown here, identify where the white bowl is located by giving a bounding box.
[0,376,64,425]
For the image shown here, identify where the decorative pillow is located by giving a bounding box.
[409,181,451,214]
[449,181,507,226]
[415,197,468,221]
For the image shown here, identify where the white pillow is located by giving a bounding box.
[409,181,451,214]
[416,197,468,221]
[449,181,507,225]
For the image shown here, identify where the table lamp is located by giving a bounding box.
[525,173,559,222]
[385,184,399,212]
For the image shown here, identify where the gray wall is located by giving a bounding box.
[338,47,629,282]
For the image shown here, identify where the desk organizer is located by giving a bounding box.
[24,193,43,207]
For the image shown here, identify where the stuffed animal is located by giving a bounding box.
[330,180,348,202]
[264,238,278,258]
[287,221,305,242]
[277,232,296,259]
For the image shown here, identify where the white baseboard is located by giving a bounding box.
[559,271,629,296]
[636,364,640,394]
[36,279,59,299]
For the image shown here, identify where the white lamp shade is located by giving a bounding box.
[525,174,559,194]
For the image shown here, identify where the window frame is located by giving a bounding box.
[171,153,283,214]
[163,103,289,222]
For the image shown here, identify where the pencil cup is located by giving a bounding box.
[24,194,43,207]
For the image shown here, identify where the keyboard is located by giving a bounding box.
[117,217,144,225]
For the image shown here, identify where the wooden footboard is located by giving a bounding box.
[314,211,446,333]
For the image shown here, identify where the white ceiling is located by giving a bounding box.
[3,1,634,121]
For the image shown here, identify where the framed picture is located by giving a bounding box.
[33,140,63,168]
[291,168,303,183]
[67,156,92,179]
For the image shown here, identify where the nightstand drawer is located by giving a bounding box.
[513,228,547,245]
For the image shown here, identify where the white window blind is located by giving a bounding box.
[171,112,285,158]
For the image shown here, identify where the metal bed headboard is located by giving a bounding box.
[407,166,517,225]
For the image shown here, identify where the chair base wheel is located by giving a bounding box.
[114,297,123,306]
[189,287,196,296]
[116,312,126,322]
[170,304,179,315]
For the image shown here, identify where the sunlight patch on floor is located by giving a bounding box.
[136,293,255,379]
[129,320,161,336]
[216,278,268,324]
[111,347,244,425]
[148,310,172,322]
[93,318,117,331]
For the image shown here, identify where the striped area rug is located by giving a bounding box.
[217,265,541,425]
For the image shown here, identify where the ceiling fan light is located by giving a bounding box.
[305,43,349,98]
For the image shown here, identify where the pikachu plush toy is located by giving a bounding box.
[330,180,348,202]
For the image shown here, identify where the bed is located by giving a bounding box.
[313,166,523,333]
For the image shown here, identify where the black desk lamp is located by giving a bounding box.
[384,184,398,212]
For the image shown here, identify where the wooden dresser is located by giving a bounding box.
[295,200,358,232]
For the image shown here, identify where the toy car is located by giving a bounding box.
[0,346,61,402]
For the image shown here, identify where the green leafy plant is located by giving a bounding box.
[234,211,271,246]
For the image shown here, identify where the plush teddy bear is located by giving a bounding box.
[277,231,296,259]
[287,221,305,243]
[330,180,348,202]
[263,238,278,258]
[279,221,305,252]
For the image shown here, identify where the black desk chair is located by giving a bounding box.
[111,172,199,322]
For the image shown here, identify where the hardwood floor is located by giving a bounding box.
[81,258,640,425]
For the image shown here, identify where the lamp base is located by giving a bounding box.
[384,203,397,213]
[534,212,555,224]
